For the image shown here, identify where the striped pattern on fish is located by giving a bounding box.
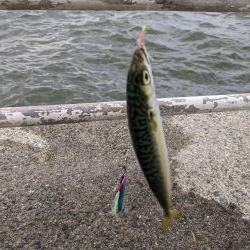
[126,46,181,230]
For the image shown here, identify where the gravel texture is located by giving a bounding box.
[0,110,250,249]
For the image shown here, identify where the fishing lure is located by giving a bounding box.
[111,168,126,215]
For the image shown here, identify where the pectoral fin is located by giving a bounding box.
[149,110,157,130]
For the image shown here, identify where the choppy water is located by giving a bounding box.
[0,11,249,107]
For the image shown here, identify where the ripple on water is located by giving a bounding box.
[181,31,209,42]
[199,22,218,28]
[0,11,249,107]
[234,73,250,84]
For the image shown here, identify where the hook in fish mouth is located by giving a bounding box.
[130,46,150,71]
[129,45,152,80]
[140,45,150,65]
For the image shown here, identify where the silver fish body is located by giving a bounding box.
[126,47,179,229]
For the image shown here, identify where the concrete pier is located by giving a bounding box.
[0,0,250,12]
[1,110,249,248]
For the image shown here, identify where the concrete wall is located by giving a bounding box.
[0,0,250,11]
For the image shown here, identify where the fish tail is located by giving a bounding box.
[162,209,182,231]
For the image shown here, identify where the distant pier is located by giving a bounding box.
[0,0,250,12]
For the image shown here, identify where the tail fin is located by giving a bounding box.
[162,209,182,231]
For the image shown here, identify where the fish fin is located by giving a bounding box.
[162,215,171,231]
[170,209,182,218]
[162,209,182,231]
[149,111,157,130]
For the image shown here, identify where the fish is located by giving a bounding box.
[126,28,181,230]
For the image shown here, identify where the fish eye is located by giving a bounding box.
[142,70,150,85]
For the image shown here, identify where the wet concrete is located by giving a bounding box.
[0,110,250,249]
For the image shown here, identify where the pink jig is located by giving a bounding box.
[137,25,147,48]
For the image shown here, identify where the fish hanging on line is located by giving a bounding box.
[126,26,181,230]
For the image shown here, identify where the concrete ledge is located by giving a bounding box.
[0,0,250,12]
[1,94,250,128]
[0,110,249,248]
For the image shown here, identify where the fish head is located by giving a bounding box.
[127,46,155,103]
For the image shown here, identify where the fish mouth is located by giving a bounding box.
[140,46,150,65]
[130,46,151,75]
